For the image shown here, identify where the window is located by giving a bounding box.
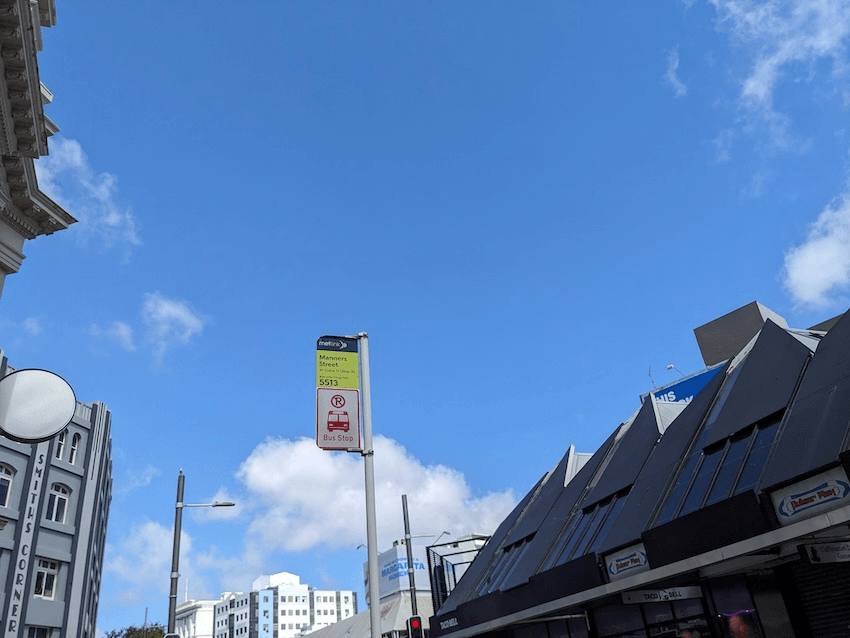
[34,560,58,599]
[55,430,67,459]
[69,433,81,464]
[27,629,52,638]
[46,484,70,523]
[0,464,13,507]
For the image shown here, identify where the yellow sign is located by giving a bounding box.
[316,336,360,390]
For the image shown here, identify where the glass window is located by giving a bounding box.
[0,464,13,507]
[735,420,780,494]
[672,598,705,620]
[46,484,70,523]
[705,433,752,506]
[555,507,597,566]
[490,538,534,592]
[34,559,58,599]
[55,430,67,460]
[655,451,703,525]
[27,629,51,638]
[592,604,645,637]
[69,433,81,464]
[679,448,724,516]
[642,602,673,624]
[571,501,611,558]
[588,496,628,554]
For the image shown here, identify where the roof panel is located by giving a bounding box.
[599,364,728,552]
[761,309,850,490]
[703,320,812,448]
[584,399,660,507]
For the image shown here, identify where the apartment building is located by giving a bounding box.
[207,572,357,638]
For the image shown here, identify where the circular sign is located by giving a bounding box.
[0,369,76,443]
[331,394,346,408]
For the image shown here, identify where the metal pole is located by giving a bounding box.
[359,332,382,638]
[168,470,185,634]
[402,495,418,616]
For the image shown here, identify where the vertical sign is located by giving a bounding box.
[317,336,361,451]
[6,442,49,637]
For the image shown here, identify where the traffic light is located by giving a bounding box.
[407,615,424,638]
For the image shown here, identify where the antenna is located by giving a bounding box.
[648,366,657,389]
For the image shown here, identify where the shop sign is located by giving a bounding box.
[622,586,702,604]
[604,543,649,581]
[770,466,850,526]
[640,364,723,405]
[364,544,431,600]
[802,541,850,564]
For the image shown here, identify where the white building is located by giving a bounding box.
[176,595,231,638]
[210,572,357,638]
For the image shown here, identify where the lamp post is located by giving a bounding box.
[167,470,235,634]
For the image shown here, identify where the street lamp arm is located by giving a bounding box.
[181,501,236,508]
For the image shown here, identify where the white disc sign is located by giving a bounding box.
[0,369,76,443]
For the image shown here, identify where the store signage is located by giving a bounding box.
[770,466,850,526]
[439,618,459,631]
[316,336,360,390]
[622,586,702,604]
[641,365,723,405]
[6,442,49,637]
[802,542,850,564]
[364,544,431,600]
[604,543,649,581]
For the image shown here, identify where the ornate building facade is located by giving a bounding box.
[0,0,75,297]
[0,353,112,638]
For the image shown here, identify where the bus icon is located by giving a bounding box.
[327,411,350,432]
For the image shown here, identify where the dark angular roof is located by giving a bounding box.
[432,307,850,636]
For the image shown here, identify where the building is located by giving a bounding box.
[430,302,850,638]
[210,572,357,638]
[176,596,229,638]
[0,352,112,638]
[303,536,488,638]
[0,0,76,298]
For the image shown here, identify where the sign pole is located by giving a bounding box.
[402,494,419,616]
[359,332,381,638]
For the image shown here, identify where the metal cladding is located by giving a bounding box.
[431,303,850,638]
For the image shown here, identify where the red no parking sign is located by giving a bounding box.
[316,387,361,451]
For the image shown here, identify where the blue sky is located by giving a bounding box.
[2,0,850,633]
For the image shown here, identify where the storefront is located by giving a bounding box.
[430,303,850,638]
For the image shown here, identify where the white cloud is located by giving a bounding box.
[90,320,136,352]
[237,435,516,552]
[34,137,141,256]
[712,127,735,162]
[783,190,850,308]
[115,464,161,498]
[104,435,518,611]
[710,0,850,150]
[105,520,188,600]
[22,317,42,336]
[665,47,688,97]
[141,292,208,363]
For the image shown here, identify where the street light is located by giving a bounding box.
[430,531,451,546]
[167,470,235,634]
